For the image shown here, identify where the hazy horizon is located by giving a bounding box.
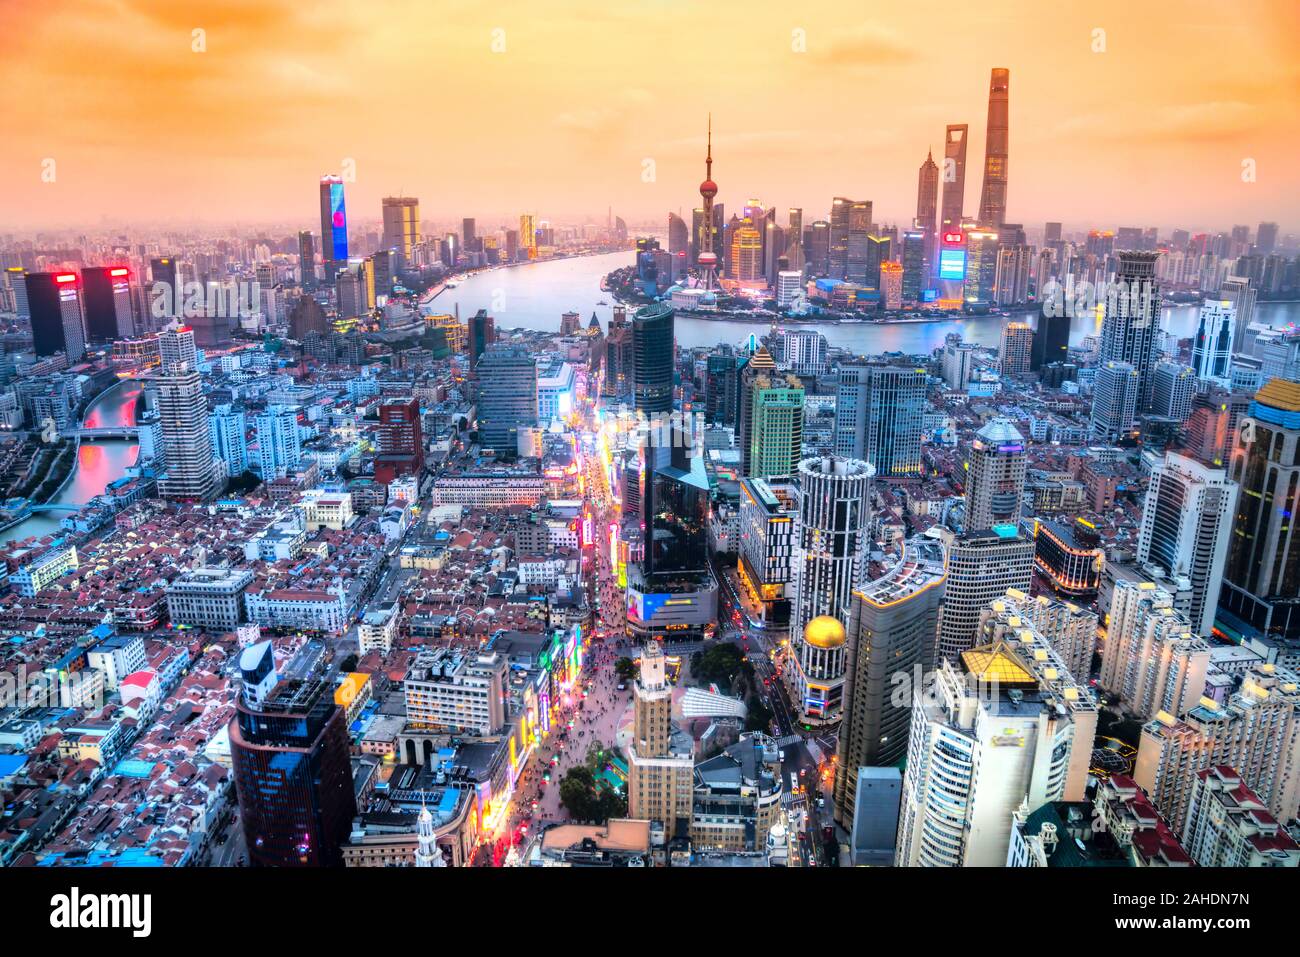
[3,0,1298,235]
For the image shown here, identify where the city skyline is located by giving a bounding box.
[2,0,1298,232]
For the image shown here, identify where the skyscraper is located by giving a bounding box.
[897,620,1094,866]
[209,404,249,478]
[1137,451,1238,636]
[1219,379,1300,643]
[255,406,303,480]
[1136,664,1300,836]
[375,396,423,484]
[630,303,674,416]
[833,363,926,478]
[963,227,1000,303]
[901,228,927,303]
[963,418,1027,532]
[977,68,1010,227]
[468,309,494,370]
[736,345,776,470]
[1220,276,1258,355]
[148,257,180,325]
[935,528,1034,662]
[789,456,874,725]
[746,373,804,480]
[298,230,316,290]
[229,642,357,867]
[696,116,720,289]
[939,124,968,232]
[319,175,349,274]
[1191,299,1236,386]
[833,537,946,828]
[1100,579,1208,720]
[1090,360,1141,442]
[476,343,537,453]
[1099,251,1162,410]
[157,353,221,500]
[81,266,134,341]
[916,149,939,271]
[1000,321,1033,376]
[25,271,86,361]
[1032,311,1070,371]
[381,196,420,267]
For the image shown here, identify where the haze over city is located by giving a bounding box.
[2,0,1298,231]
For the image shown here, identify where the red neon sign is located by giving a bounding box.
[942,231,964,245]
[54,273,78,284]
[109,267,130,277]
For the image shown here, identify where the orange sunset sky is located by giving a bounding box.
[1,0,1298,233]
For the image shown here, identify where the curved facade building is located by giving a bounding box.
[789,456,874,724]
[833,537,947,829]
[631,303,674,415]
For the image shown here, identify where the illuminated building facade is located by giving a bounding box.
[81,266,135,341]
[230,661,357,867]
[737,477,797,625]
[627,642,694,839]
[1032,517,1104,597]
[1100,579,1207,721]
[977,68,1010,227]
[319,175,349,274]
[789,456,874,724]
[833,363,926,477]
[25,271,86,362]
[964,417,1027,532]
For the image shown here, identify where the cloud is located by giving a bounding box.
[804,23,919,69]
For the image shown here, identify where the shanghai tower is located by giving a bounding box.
[977,68,1010,226]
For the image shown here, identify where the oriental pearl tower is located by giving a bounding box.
[697,114,719,291]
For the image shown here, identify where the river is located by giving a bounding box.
[4,379,141,544]
[431,250,1300,354]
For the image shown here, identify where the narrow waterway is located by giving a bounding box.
[4,379,142,544]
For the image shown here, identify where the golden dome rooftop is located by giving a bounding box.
[803,616,847,650]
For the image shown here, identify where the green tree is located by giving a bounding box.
[614,657,637,682]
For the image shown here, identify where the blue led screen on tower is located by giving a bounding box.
[328,182,349,262]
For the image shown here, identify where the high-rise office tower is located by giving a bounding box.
[5,267,29,319]
[963,227,1000,303]
[642,427,710,582]
[25,271,86,361]
[468,309,494,370]
[461,217,478,252]
[696,116,720,289]
[977,68,1010,227]
[843,202,874,283]
[1100,579,1208,720]
[1137,452,1238,637]
[901,228,927,302]
[298,230,316,290]
[626,641,694,839]
[897,619,1095,866]
[158,324,197,374]
[1090,360,1141,442]
[736,345,776,466]
[631,303,674,415]
[1255,222,1279,255]
[209,404,249,478]
[1136,664,1300,835]
[381,196,420,266]
[476,343,537,453]
[666,212,689,281]
[833,537,946,828]
[704,347,742,426]
[1219,379,1300,643]
[789,456,874,724]
[786,207,805,272]
[1000,321,1033,376]
[255,406,303,480]
[1031,311,1070,371]
[963,418,1027,532]
[229,642,357,867]
[916,149,939,270]
[829,197,870,280]
[939,124,968,231]
[148,257,180,325]
[1150,361,1197,421]
[1191,299,1236,386]
[1004,589,1099,694]
[833,363,926,478]
[157,368,221,501]
[746,373,804,480]
[81,266,134,341]
[935,528,1034,662]
[319,175,349,274]
[1100,251,1162,410]
[375,396,423,484]
[1219,276,1258,355]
